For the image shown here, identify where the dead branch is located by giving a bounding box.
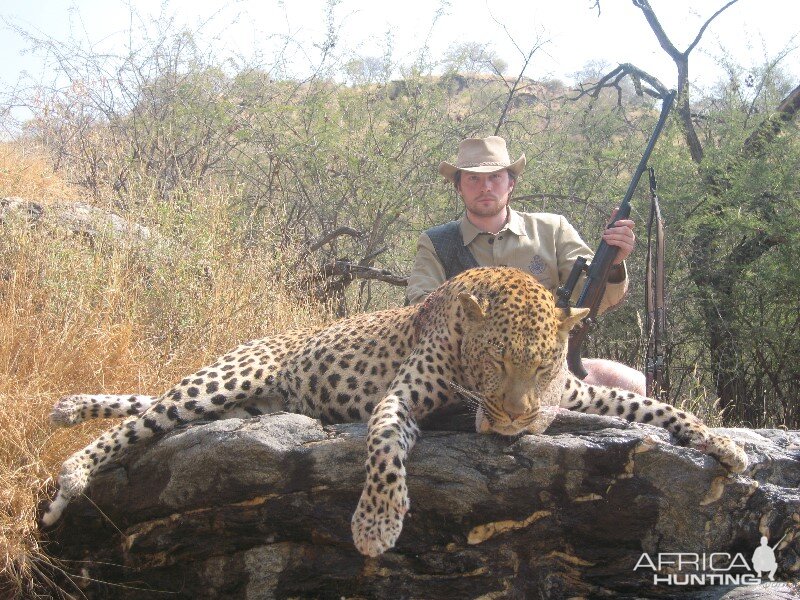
[577,1,741,162]
[293,226,365,268]
[308,226,364,252]
[486,11,547,134]
[318,260,407,287]
[358,246,388,267]
[742,82,800,158]
[573,63,669,106]
[307,259,407,317]
[632,0,740,162]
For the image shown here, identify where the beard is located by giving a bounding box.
[466,195,508,218]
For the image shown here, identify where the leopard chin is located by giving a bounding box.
[474,406,534,436]
[475,405,561,436]
[449,380,562,436]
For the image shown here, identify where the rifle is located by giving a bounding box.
[555,90,676,379]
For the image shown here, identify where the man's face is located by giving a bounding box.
[457,169,515,219]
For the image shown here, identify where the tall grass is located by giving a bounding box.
[0,142,80,203]
[0,144,330,597]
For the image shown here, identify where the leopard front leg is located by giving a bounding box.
[351,392,420,557]
[562,376,748,473]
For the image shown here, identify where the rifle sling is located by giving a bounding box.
[645,169,668,399]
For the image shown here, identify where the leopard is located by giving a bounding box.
[41,266,748,557]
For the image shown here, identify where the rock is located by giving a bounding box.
[1,196,152,243]
[48,411,800,599]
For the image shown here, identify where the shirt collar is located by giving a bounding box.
[459,215,482,245]
[505,208,526,236]
[459,207,526,244]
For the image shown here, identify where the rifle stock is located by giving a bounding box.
[556,90,676,379]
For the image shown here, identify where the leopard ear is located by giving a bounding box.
[556,307,590,337]
[458,292,487,322]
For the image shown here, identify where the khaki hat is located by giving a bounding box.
[439,136,526,182]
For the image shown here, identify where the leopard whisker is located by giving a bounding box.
[448,381,484,413]
[482,404,505,422]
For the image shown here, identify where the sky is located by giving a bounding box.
[1,0,798,102]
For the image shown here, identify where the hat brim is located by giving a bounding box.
[439,155,526,183]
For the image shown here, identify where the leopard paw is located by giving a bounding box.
[684,428,748,474]
[705,433,748,474]
[351,487,408,557]
[40,457,90,527]
[50,395,86,427]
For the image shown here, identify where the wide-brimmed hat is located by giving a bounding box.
[439,136,526,182]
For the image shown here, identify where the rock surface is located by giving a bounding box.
[48,411,800,599]
[1,196,152,242]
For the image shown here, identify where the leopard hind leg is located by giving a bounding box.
[51,393,278,427]
[50,394,157,427]
[41,340,285,527]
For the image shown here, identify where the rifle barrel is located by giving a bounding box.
[579,90,677,303]
[563,90,677,379]
[617,90,676,221]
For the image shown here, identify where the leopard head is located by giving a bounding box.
[453,268,588,436]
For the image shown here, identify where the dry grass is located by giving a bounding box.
[0,142,81,204]
[0,143,330,597]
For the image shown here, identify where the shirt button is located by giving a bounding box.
[488,237,494,244]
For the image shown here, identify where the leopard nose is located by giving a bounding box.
[505,408,526,420]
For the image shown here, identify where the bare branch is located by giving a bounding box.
[307,226,364,253]
[742,82,800,158]
[486,10,548,134]
[572,63,668,105]
[631,0,682,61]
[358,246,388,266]
[685,0,741,55]
[322,261,408,287]
[290,226,366,276]
[572,65,626,102]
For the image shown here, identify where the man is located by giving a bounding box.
[407,135,644,393]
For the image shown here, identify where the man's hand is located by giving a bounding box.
[603,208,635,265]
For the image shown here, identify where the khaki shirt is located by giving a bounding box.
[406,209,628,313]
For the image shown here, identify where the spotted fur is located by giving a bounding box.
[42,267,748,556]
